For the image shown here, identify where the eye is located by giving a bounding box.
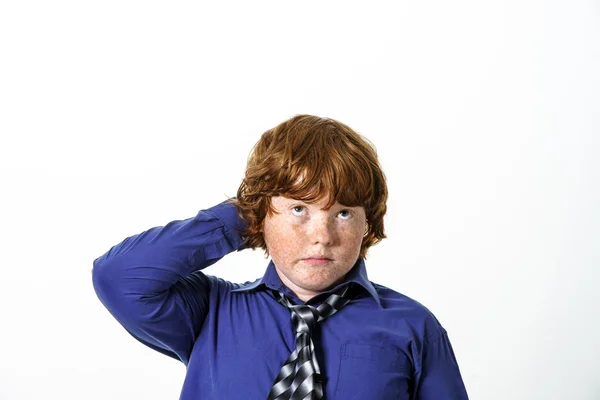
[291,205,306,216]
[337,209,353,220]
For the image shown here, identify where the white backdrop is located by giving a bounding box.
[1,1,599,399]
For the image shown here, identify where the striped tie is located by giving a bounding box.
[267,283,357,400]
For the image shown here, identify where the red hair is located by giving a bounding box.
[232,114,387,259]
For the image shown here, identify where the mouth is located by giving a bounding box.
[302,256,333,265]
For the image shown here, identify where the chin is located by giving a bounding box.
[300,276,339,292]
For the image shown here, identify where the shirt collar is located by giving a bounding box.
[231,258,382,307]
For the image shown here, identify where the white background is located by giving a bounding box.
[1,1,599,399]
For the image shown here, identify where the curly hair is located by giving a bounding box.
[231,114,387,259]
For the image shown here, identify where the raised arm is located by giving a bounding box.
[91,199,246,365]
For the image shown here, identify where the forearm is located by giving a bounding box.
[91,199,245,318]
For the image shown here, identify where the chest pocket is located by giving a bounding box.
[334,343,411,400]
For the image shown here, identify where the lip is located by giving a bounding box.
[302,256,333,265]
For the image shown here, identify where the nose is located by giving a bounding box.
[308,216,334,245]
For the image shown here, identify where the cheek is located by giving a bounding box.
[264,221,302,258]
[340,226,365,254]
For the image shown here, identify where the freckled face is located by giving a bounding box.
[262,195,367,299]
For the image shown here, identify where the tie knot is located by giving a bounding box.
[272,283,358,334]
[290,304,320,333]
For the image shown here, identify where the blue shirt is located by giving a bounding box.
[92,200,469,399]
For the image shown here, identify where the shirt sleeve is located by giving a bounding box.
[412,326,469,399]
[91,199,246,365]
